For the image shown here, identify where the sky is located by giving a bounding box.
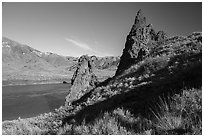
[2,2,202,57]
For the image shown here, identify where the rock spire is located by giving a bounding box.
[115,9,167,75]
[65,55,98,104]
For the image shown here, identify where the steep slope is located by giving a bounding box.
[2,37,76,83]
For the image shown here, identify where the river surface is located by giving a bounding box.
[2,83,71,121]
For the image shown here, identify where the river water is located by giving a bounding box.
[2,83,71,121]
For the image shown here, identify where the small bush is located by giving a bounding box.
[151,88,202,135]
[57,111,134,135]
[2,120,42,135]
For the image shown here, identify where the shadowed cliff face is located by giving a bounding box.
[116,10,167,75]
[65,55,98,105]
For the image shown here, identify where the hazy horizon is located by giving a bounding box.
[2,2,202,57]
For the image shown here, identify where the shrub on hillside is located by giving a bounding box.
[151,88,202,135]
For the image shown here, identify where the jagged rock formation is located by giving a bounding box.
[65,55,98,104]
[115,9,167,75]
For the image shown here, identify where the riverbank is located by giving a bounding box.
[2,79,71,86]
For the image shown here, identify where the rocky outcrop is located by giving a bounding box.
[156,31,168,41]
[115,10,167,75]
[65,55,98,104]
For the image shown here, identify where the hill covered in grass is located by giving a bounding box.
[2,10,202,135]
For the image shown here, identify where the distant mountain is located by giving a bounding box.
[2,37,120,84]
[2,37,77,66]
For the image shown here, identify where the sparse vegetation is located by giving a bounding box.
[54,88,201,135]
[2,119,43,135]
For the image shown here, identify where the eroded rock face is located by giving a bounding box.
[156,31,168,41]
[115,9,167,75]
[65,55,98,104]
